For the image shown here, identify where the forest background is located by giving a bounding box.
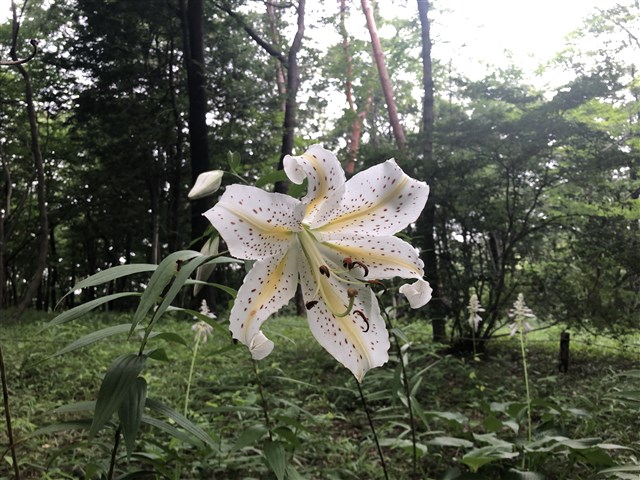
[0,0,639,478]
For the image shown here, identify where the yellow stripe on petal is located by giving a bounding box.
[229,249,299,352]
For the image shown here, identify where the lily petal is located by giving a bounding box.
[298,256,390,382]
[194,236,220,296]
[399,278,432,308]
[312,160,429,237]
[249,331,274,360]
[205,184,305,260]
[319,234,424,280]
[229,248,299,353]
[284,144,346,223]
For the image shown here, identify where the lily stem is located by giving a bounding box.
[252,360,273,441]
[386,313,417,477]
[356,379,389,480]
[107,425,121,480]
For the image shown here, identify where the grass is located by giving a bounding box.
[0,310,638,479]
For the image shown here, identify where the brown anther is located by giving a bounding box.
[366,279,387,293]
[306,300,319,310]
[343,257,353,269]
[351,261,369,277]
[353,310,370,332]
[347,288,358,298]
[319,265,330,278]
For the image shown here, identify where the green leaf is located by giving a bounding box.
[90,354,147,438]
[131,250,201,333]
[141,415,204,449]
[228,151,241,172]
[504,469,545,480]
[147,331,189,348]
[233,424,269,451]
[462,445,518,472]
[53,323,142,357]
[146,348,171,362]
[54,401,96,414]
[145,397,216,449]
[427,436,474,448]
[146,254,211,329]
[30,420,92,437]
[118,377,147,457]
[263,439,287,480]
[256,169,289,188]
[60,264,157,302]
[599,465,640,474]
[186,280,238,298]
[46,292,141,329]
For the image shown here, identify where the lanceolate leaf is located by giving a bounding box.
[145,397,216,449]
[52,323,142,357]
[118,377,147,457]
[130,250,201,333]
[147,254,212,328]
[263,439,287,480]
[59,263,157,304]
[141,415,204,449]
[90,354,147,438]
[46,292,141,329]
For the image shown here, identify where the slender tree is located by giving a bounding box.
[417,0,446,342]
[5,1,49,319]
[361,0,406,150]
[180,0,211,245]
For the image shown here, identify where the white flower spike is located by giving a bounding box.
[188,170,224,200]
[204,145,431,382]
[467,293,484,332]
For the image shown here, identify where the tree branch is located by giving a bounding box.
[214,2,287,65]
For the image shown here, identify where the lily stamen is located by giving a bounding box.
[353,310,370,332]
[319,265,330,278]
[342,257,368,277]
[366,279,387,293]
[306,300,319,310]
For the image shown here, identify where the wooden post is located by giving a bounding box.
[559,330,570,373]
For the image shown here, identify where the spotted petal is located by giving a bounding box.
[319,234,424,281]
[298,254,390,382]
[312,160,429,237]
[284,144,346,223]
[228,248,299,356]
[205,185,305,260]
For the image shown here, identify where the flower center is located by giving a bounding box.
[297,226,366,319]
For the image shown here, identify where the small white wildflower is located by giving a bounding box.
[191,300,216,343]
[467,293,485,332]
[509,293,535,337]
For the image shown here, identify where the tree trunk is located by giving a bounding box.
[266,2,287,112]
[417,0,446,343]
[361,0,406,150]
[8,6,49,319]
[274,0,305,194]
[180,0,211,246]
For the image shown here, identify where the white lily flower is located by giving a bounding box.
[204,144,430,381]
[188,170,224,200]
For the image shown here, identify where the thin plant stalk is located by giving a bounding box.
[356,379,389,480]
[183,335,202,417]
[519,329,532,442]
[385,311,417,476]
[0,346,20,480]
[252,360,273,441]
[107,426,121,480]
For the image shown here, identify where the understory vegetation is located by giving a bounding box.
[1,312,638,479]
